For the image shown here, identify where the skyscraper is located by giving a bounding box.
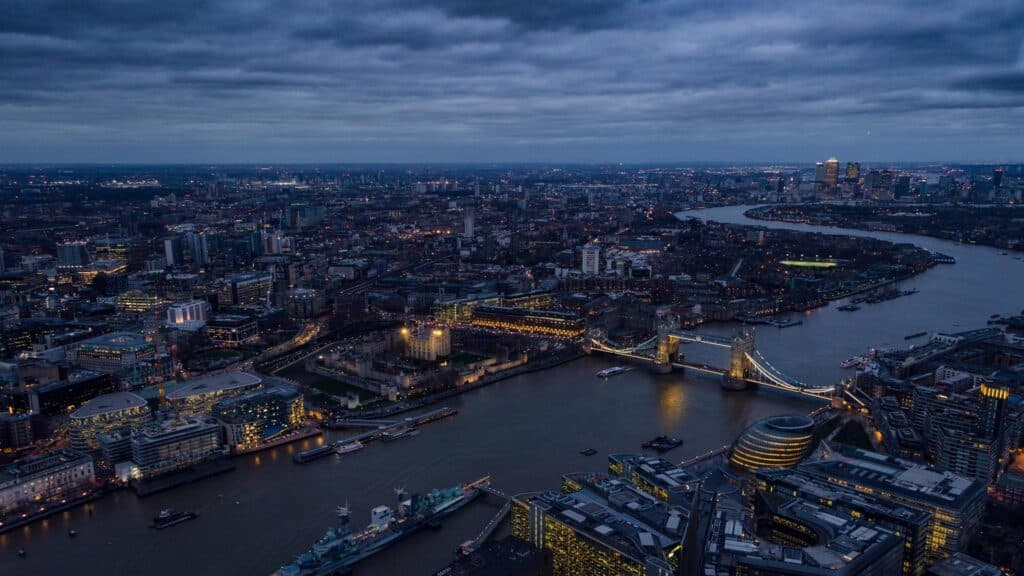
[57,241,91,269]
[164,236,185,267]
[814,162,826,183]
[580,244,601,275]
[463,207,475,239]
[845,161,861,182]
[824,156,840,187]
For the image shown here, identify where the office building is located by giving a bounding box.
[730,414,816,471]
[166,300,211,329]
[28,370,119,416]
[607,453,699,506]
[185,231,209,265]
[57,242,91,270]
[845,162,861,183]
[69,391,151,451]
[799,445,986,563]
[512,471,691,576]
[166,372,263,417]
[91,236,131,263]
[824,156,840,187]
[206,314,259,346]
[285,288,325,319]
[212,386,304,452]
[0,449,95,514]
[581,244,601,275]
[130,418,223,479]
[815,161,826,183]
[464,207,475,239]
[755,467,932,575]
[704,487,906,575]
[70,332,156,373]
[164,236,185,267]
[115,290,167,313]
[224,272,272,306]
[870,169,894,199]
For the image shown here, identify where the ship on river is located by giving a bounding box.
[272,477,490,576]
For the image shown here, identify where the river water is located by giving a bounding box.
[2,205,1019,576]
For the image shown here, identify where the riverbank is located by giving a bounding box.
[0,492,104,535]
[743,204,1024,253]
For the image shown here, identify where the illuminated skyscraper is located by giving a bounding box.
[824,156,840,187]
[845,161,861,182]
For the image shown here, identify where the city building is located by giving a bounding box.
[434,537,551,576]
[704,487,906,575]
[222,272,272,306]
[607,453,699,506]
[470,306,585,338]
[512,471,691,576]
[581,244,601,275]
[115,290,167,313]
[212,385,304,452]
[729,414,816,471]
[70,332,156,373]
[164,236,185,267]
[68,391,151,451]
[166,371,263,417]
[166,300,211,329]
[28,370,119,416]
[845,162,861,183]
[0,449,95,515]
[130,418,223,479]
[754,467,932,575]
[285,288,325,319]
[824,156,840,187]
[91,236,131,263]
[57,241,90,270]
[206,314,259,346]
[799,445,986,563]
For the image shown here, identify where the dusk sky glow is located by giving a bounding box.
[2,0,1023,163]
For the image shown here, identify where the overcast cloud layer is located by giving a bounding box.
[2,0,1023,163]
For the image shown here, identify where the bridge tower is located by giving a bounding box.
[651,309,681,374]
[722,329,754,390]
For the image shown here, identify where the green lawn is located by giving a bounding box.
[278,365,379,401]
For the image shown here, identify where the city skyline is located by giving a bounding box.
[3,0,1024,163]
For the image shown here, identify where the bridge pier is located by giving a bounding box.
[721,329,754,391]
[650,331,680,374]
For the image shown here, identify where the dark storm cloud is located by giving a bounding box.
[1,0,1022,162]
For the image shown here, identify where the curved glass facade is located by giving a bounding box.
[730,415,815,471]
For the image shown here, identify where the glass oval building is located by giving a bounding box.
[730,414,816,471]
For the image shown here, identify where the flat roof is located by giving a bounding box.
[70,392,148,419]
[167,372,262,400]
[77,331,151,350]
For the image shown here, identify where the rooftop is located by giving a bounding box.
[166,372,262,400]
[70,391,148,419]
[76,331,152,351]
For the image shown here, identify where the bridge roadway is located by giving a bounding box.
[589,333,834,401]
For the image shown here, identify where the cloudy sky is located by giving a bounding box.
[2,0,1023,163]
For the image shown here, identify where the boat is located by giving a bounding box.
[990,314,1001,319]
[642,436,683,452]
[272,478,488,576]
[596,366,631,378]
[579,448,598,456]
[18,548,26,558]
[837,304,860,312]
[151,509,199,529]
[68,529,77,538]
[382,427,419,442]
[294,445,336,464]
[904,331,927,340]
[840,356,862,369]
[334,440,364,455]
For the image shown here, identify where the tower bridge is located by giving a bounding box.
[587,326,836,401]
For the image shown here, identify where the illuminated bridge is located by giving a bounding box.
[587,326,837,401]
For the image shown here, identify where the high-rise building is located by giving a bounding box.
[814,162,826,183]
[869,169,894,199]
[163,236,185,267]
[57,241,91,269]
[580,244,601,275]
[463,207,475,239]
[68,392,151,451]
[185,231,209,265]
[92,236,131,263]
[894,174,912,198]
[845,161,861,182]
[226,272,272,306]
[824,156,840,187]
[993,168,1004,188]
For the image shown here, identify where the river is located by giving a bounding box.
[2,205,1019,575]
